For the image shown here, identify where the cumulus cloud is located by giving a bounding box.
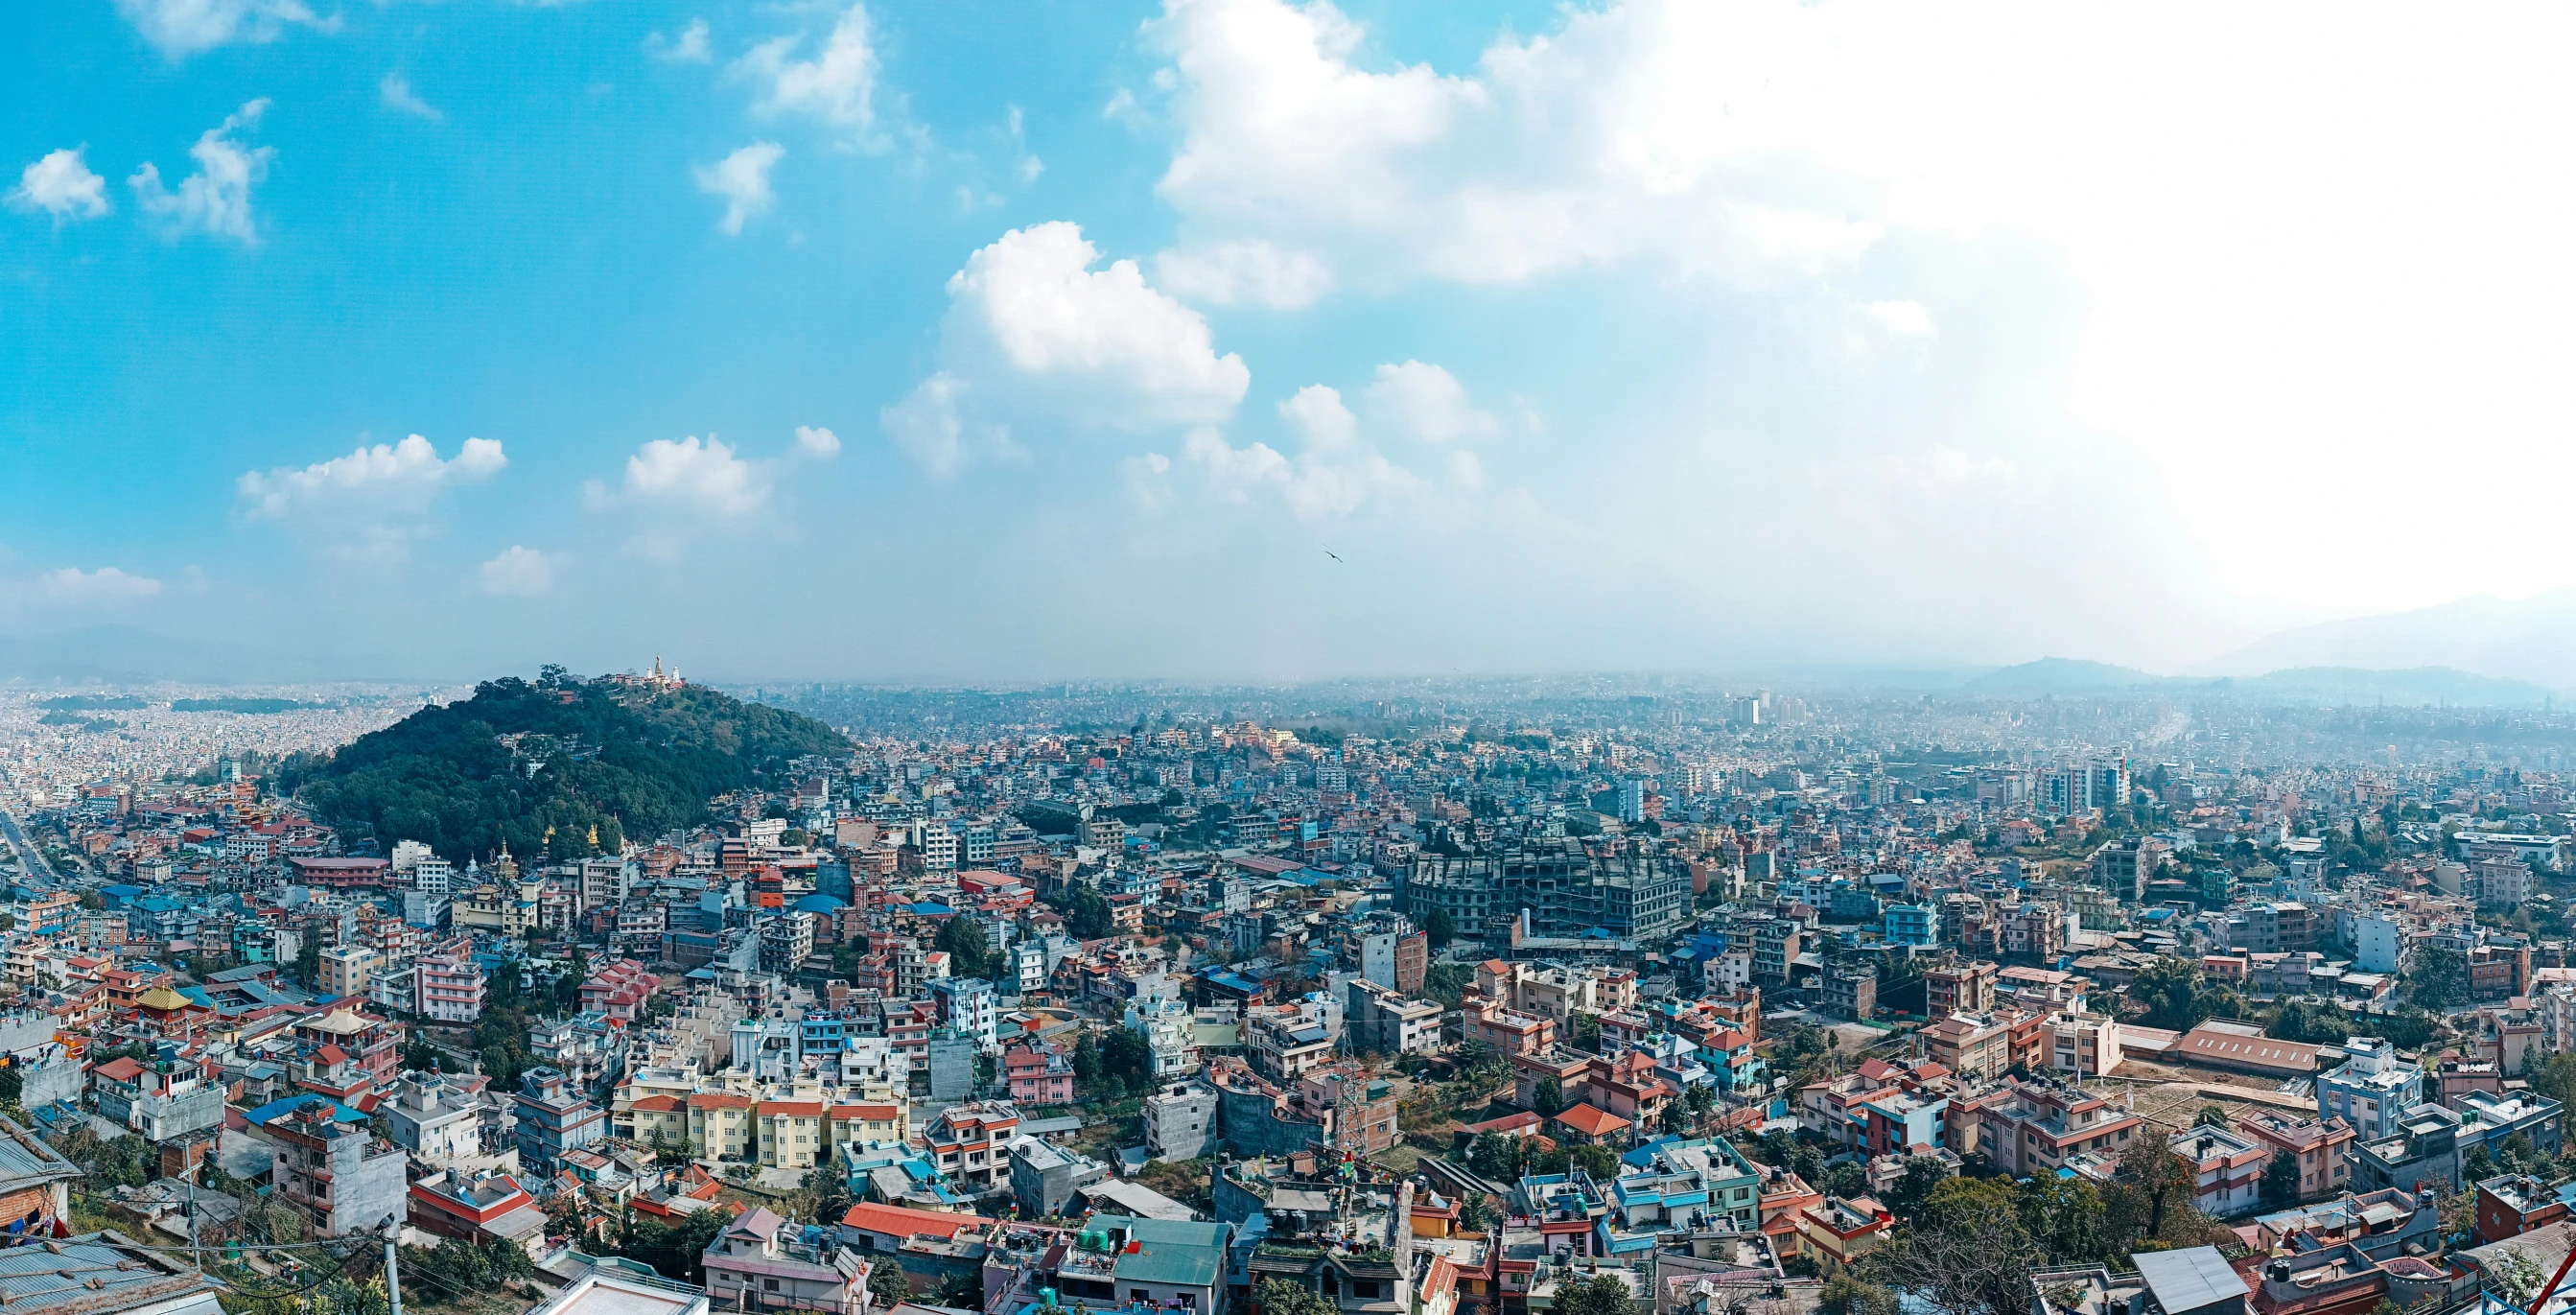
[238,434,506,523]
[880,373,1019,478]
[648,17,712,63]
[881,222,1249,475]
[1139,0,1894,294]
[1177,429,1425,520]
[1152,240,1331,309]
[1866,300,1936,338]
[610,435,769,517]
[39,567,164,602]
[1277,385,1355,451]
[479,546,554,596]
[130,100,274,245]
[380,73,444,123]
[9,149,111,222]
[793,425,841,457]
[737,3,884,149]
[114,0,331,59]
[692,141,785,236]
[1363,361,1496,443]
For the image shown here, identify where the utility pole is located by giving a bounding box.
[383,1216,404,1315]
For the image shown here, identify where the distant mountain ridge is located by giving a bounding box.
[1963,657,2555,706]
[2203,589,2576,690]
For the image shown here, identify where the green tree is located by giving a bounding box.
[1534,1077,1565,1116]
[1419,908,1459,950]
[1066,887,1115,940]
[2192,1104,2230,1127]
[2261,1151,2302,1209]
[1885,1156,1950,1216]
[1557,1274,1637,1315]
[1101,1029,1154,1095]
[2102,1132,2211,1257]
[1826,1162,1868,1199]
[2404,944,2469,1010]
[868,1261,913,1310]
[1257,1278,1337,1315]
[937,915,995,981]
[1819,1273,1898,1315]
[1071,1033,1104,1092]
[2129,957,2212,1031]
[1569,1143,1620,1181]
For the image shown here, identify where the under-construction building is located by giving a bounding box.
[1398,839,1692,944]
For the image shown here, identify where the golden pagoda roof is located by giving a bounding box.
[135,985,193,1012]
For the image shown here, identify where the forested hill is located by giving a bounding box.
[277,672,849,862]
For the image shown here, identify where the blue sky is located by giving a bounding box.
[10,1,2576,683]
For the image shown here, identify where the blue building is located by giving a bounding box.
[513,1067,608,1175]
[1884,904,1936,948]
[800,1011,852,1057]
[2316,1038,2424,1139]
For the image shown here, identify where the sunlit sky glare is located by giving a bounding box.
[4,0,2570,682]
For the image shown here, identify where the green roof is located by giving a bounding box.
[1102,1215,1230,1288]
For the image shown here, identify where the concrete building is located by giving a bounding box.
[514,1067,608,1177]
[2316,1039,2424,1139]
[1345,978,1444,1055]
[266,1098,408,1238]
[701,1207,874,1315]
[1142,1082,1219,1163]
[318,945,376,1000]
[2235,1112,2353,1204]
[1009,1137,1107,1219]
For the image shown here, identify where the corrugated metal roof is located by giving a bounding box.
[0,1233,218,1315]
[2133,1246,2248,1314]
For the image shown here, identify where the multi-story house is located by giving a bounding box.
[1950,1078,2143,1177]
[413,937,485,1023]
[922,1101,1020,1194]
[2235,1111,2353,1203]
[1922,960,1998,1018]
[513,1067,607,1177]
[702,1207,876,1315]
[266,1098,409,1239]
[1003,1043,1076,1105]
[2315,1038,2424,1139]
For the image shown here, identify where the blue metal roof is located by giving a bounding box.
[242,1092,367,1127]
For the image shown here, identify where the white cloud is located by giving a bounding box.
[1175,427,1426,520]
[479,547,554,597]
[114,0,331,59]
[692,141,785,236]
[932,221,1249,429]
[1446,449,1486,492]
[1152,240,1331,309]
[794,425,841,458]
[1121,451,1173,508]
[880,372,1019,478]
[1006,105,1043,182]
[130,100,274,246]
[617,435,768,517]
[1276,385,1355,451]
[649,17,712,63]
[737,3,884,149]
[1139,0,1901,294]
[380,73,445,123]
[1363,361,1496,443]
[238,434,506,522]
[1865,300,1936,338]
[9,149,111,222]
[38,567,163,602]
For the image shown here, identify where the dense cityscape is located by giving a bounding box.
[0,666,2565,1315]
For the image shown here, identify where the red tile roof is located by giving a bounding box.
[1551,1104,1629,1138]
